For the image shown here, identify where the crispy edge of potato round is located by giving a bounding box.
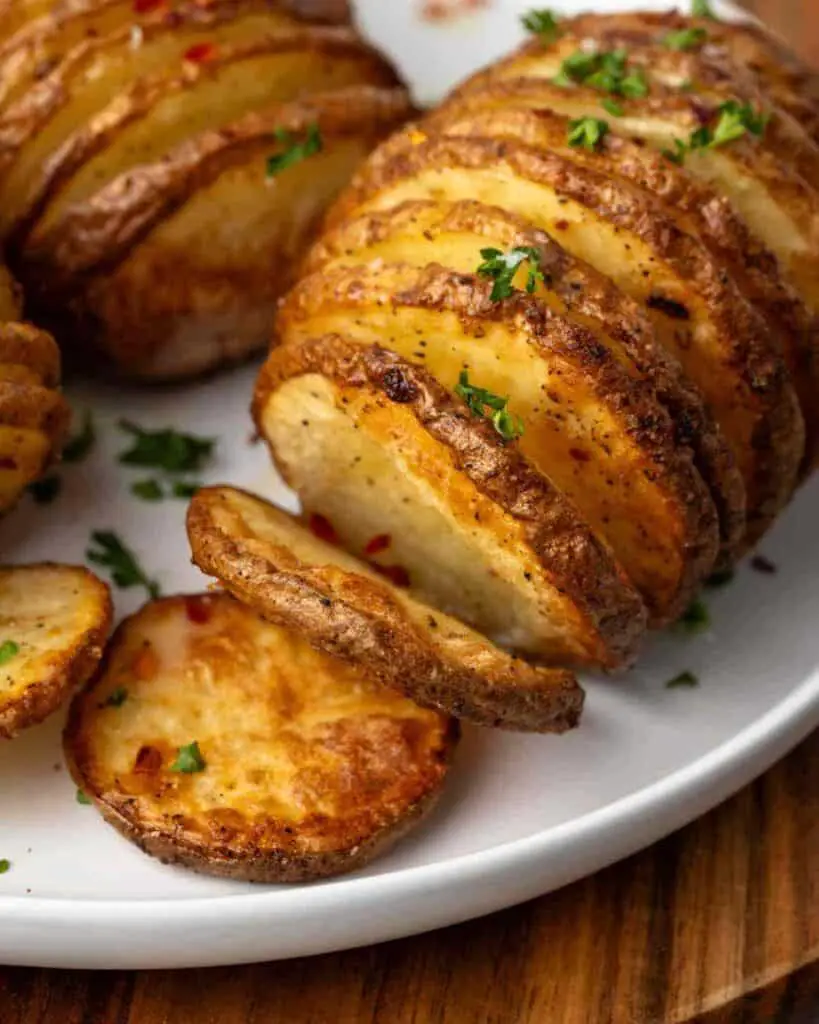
[187,486,586,734]
[0,564,112,739]
[64,591,458,883]
[0,322,61,387]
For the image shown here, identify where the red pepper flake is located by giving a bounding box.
[134,745,163,773]
[364,534,392,556]
[751,554,777,575]
[183,42,217,64]
[0,456,16,470]
[554,219,570,231]
[133,0,166,12]
[373,564,411,588]
[569,448,591,462]
[185,595,212,625]
[308,513,338,546]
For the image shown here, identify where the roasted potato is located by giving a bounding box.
[187,486,585,733]
[0,564,111,739]
[65,592,457,882]
[0,0,410,378]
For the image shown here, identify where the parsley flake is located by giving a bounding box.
[666,670,699,689]
[0,859,10,874]
[0,640,19,666]
[568,116,609,150]
[676,598,710,634]
[692,0,717,19]
[171,741,206,774]
[266,123,323,177]
[87,530,160,599]
[118,421,215,474]
[553,48,648,100]
[131,479,164,502]
[663,27,707,51]
[521,9,561,42]
[62,411,96,463]
[76,789,92,805]
[477,245,545,301]
[664,100,769,165]
[28,475,62,505]
[172,481,202,500]
[602,98,625,117]
[455,371,524,443]
[706,568,735,588]
[102,686,128,709]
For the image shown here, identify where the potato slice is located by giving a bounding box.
[329,127,803,547]
[187,486,586,733]
[64,592,457,883]
[22,87,411,378]
[0,564,111,739]
[303,197,745,562]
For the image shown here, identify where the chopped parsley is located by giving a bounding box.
[87,530,160,599]
[28,475,62,505]
[692,0,717,19]
[568,116,609,150]
[521,9,561,42]
[602,98,625,117]
[553,48,648,100]
[676,598,710,634]
[102,686,128,709]
[455,371,524,443]
[0,640,19,666]
[0,859,10,874]
[266,123,323,177]
[663,27,708,51]
[477,245,545,301]
[170,741,206,774]
[76,789,92,805]
[663,100,769,165]
[706,567,735,588]
[62,411,96,463]
[172,481,202,500]
[131,479,164,502]
[666,670,699,689]
[118,421,215,474]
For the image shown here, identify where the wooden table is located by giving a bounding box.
[3,1,819,1021]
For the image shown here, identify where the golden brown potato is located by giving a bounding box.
[0,564,111,739]
[187,486,586,733]
[64,592,457,883]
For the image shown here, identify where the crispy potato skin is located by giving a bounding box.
[187,487,585,733]
[0,564,111,739]
[65,592,457,883]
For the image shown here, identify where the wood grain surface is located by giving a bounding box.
[2,1,818,1022]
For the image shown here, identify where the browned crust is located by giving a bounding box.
[0,565,112,739]
[0,377,70,437]
[21,86,413,300]
[11,26,402,251]
[255,333,650,661]
[0,321,61,386]
[63,591,457,883]
[187,486,586,733]
[330,130,803,545]
[303,197,746,561]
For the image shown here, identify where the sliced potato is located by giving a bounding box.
[0,564,111,739]
[328,126,803,547]
[64,592,457,883]
[187,486,586,733]
[303,197,745,561]
[254,336,647,665]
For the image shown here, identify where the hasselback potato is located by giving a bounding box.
[258,7,818,668]
[0,0,411,379]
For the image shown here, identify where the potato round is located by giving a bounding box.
[65,591,458,883]
[0,564,111,739]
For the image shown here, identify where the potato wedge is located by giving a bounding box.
[253,337,646,666]
[23,87,411,378]
[303,197,745,562]
[328,126,803,547]
[0,564,111,739]
[64,592,457,883]
[187,487,585,732]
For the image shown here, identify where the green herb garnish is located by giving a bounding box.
[568,116,609,150]
[663,27,707,51]
[118,421,215,474]
[477,246,545,301]
[62,411,96,463]
[102,687,128,709]
[172,481,202,500]
[170,741,206,774]
[676,598,710,634]
[87,531,160,599]
[664,100,769,165]
[553,48,648,100]
[76,789,92,805]
[692,0,717,19]
[666,670,699,689]
[706,568,735,588]
[131,479,164,502]
[455,371,524,443]
[266,123,323,177]
[28,475,62,505]
[602,98,625,117]
[0,640,19,666]
[0,859,10,874]
[521,9,561,42]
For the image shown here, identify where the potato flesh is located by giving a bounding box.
[262,374,602,661]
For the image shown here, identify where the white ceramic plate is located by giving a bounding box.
[3,0,816,972]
